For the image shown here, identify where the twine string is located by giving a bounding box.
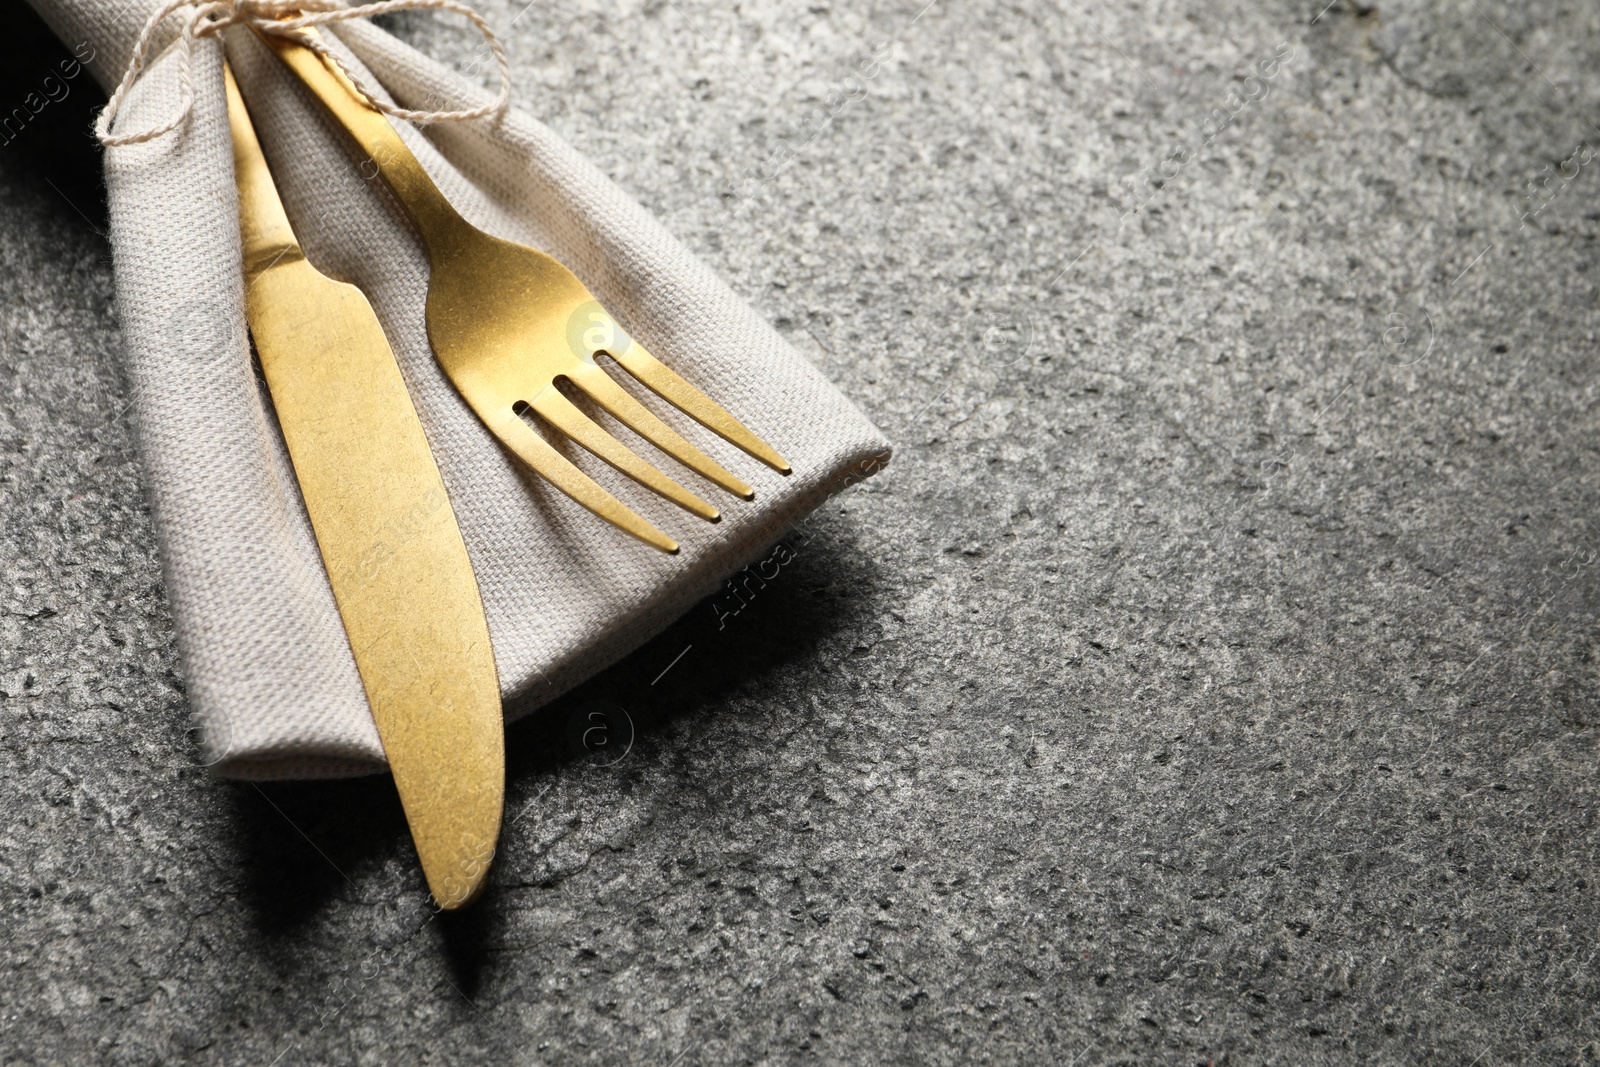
[96,0,511,147]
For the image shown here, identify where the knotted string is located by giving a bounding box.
[96,0,511,147]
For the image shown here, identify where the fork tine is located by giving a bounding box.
[483,408,679,553]
[606,345,792,475]
[528,390,721,522]
[566,365,757,500]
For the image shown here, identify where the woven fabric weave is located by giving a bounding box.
[27,0,891,779]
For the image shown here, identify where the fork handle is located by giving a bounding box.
[257,28,468,253]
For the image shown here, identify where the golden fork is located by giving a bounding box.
[258,29,791,554]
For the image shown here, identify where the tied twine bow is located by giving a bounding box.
[97,0,511,147]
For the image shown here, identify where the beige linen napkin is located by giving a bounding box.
[26,0,890,779]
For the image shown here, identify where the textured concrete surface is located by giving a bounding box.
[4,0,1600,1062]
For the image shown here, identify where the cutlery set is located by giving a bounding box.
[228,27,788,906]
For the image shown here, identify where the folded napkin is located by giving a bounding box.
[27,0,890,779]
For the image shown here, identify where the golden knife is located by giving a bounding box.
[224,64,503,908]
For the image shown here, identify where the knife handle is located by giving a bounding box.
[224,66,305,280]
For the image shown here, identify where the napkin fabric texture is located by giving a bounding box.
[26,0,891,779]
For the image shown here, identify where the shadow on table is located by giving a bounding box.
[0,10,111,240]
[503,525,879,784]
[229,521,878,992]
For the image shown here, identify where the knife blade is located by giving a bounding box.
[224,63,503,908]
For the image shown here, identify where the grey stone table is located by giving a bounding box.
[4,0,1598,1062]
